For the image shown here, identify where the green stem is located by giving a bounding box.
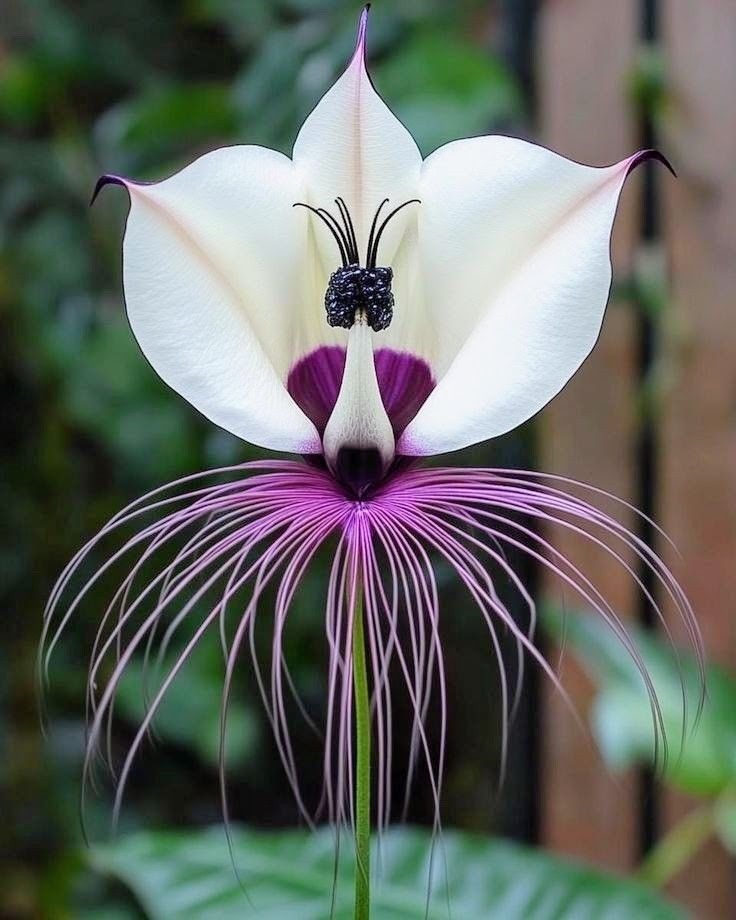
[352,586,371,920]
[637,803,716,888]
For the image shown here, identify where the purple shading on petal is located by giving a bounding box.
[354,5,370,62]
[374,348,434,436]
[287,346,435,438]
[287,346,346,435]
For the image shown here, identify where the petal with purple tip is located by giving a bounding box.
[111,146,320,454]
[292,6,422,270]
[400,141,668,456]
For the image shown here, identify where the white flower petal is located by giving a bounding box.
[322,319,395,489]
[106,145,320,453]
[378,221,432,361]
[400,139,659,456]
[292,8,421,269]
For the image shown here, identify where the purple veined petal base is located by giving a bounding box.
[287,345,435,439]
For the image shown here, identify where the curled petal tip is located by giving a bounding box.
[627,148,677,179]
[353,5,370,63]
[90,174,128,207]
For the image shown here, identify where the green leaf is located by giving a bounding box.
[115,634,259,771]
[59,318,203,482]
[374,32,522,154]
[89,825,682,919]
[714,793,736,855]
[628,43,669,121]
[544,606,736,796]
[95,83,238,171]
[0,54,50,125]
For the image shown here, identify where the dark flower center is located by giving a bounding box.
[325,264,393,331]
[294,196,419,332]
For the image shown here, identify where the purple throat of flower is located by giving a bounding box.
[41,455,703,836]
[287,345,434,495]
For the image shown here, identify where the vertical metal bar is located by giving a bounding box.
[637,0,660,858]
[499,0,541,846]
[502,0,539,118]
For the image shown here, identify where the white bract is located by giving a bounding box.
[105,9,657,476]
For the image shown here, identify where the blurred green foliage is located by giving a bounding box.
[543,607,736,796]
[1,1,527,916]
[628,42,670,127]
[88,825,683,919]
[544,607,736,888]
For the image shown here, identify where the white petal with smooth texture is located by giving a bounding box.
[116,145,320,453]
[400,138,650,456]
[292,9,422,271]
[323,319,395,472]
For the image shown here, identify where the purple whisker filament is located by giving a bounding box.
[41,459,701,834]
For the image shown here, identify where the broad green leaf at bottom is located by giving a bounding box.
[89,825,683,920]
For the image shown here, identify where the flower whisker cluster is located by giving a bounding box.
[42,460,700,836]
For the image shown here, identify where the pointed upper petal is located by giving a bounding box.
[400,139,660,456]
[107,145,320,453]
[292,8,421,267]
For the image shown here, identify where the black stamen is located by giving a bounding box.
[293,203,349,267]
[317,208,354,262]
[365,198,389,267]
[295,196,421,332]
[335,197,359,264]
[324,264,394,331]
[368,198,421,268]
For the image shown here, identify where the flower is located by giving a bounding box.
[44,6,700,852]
